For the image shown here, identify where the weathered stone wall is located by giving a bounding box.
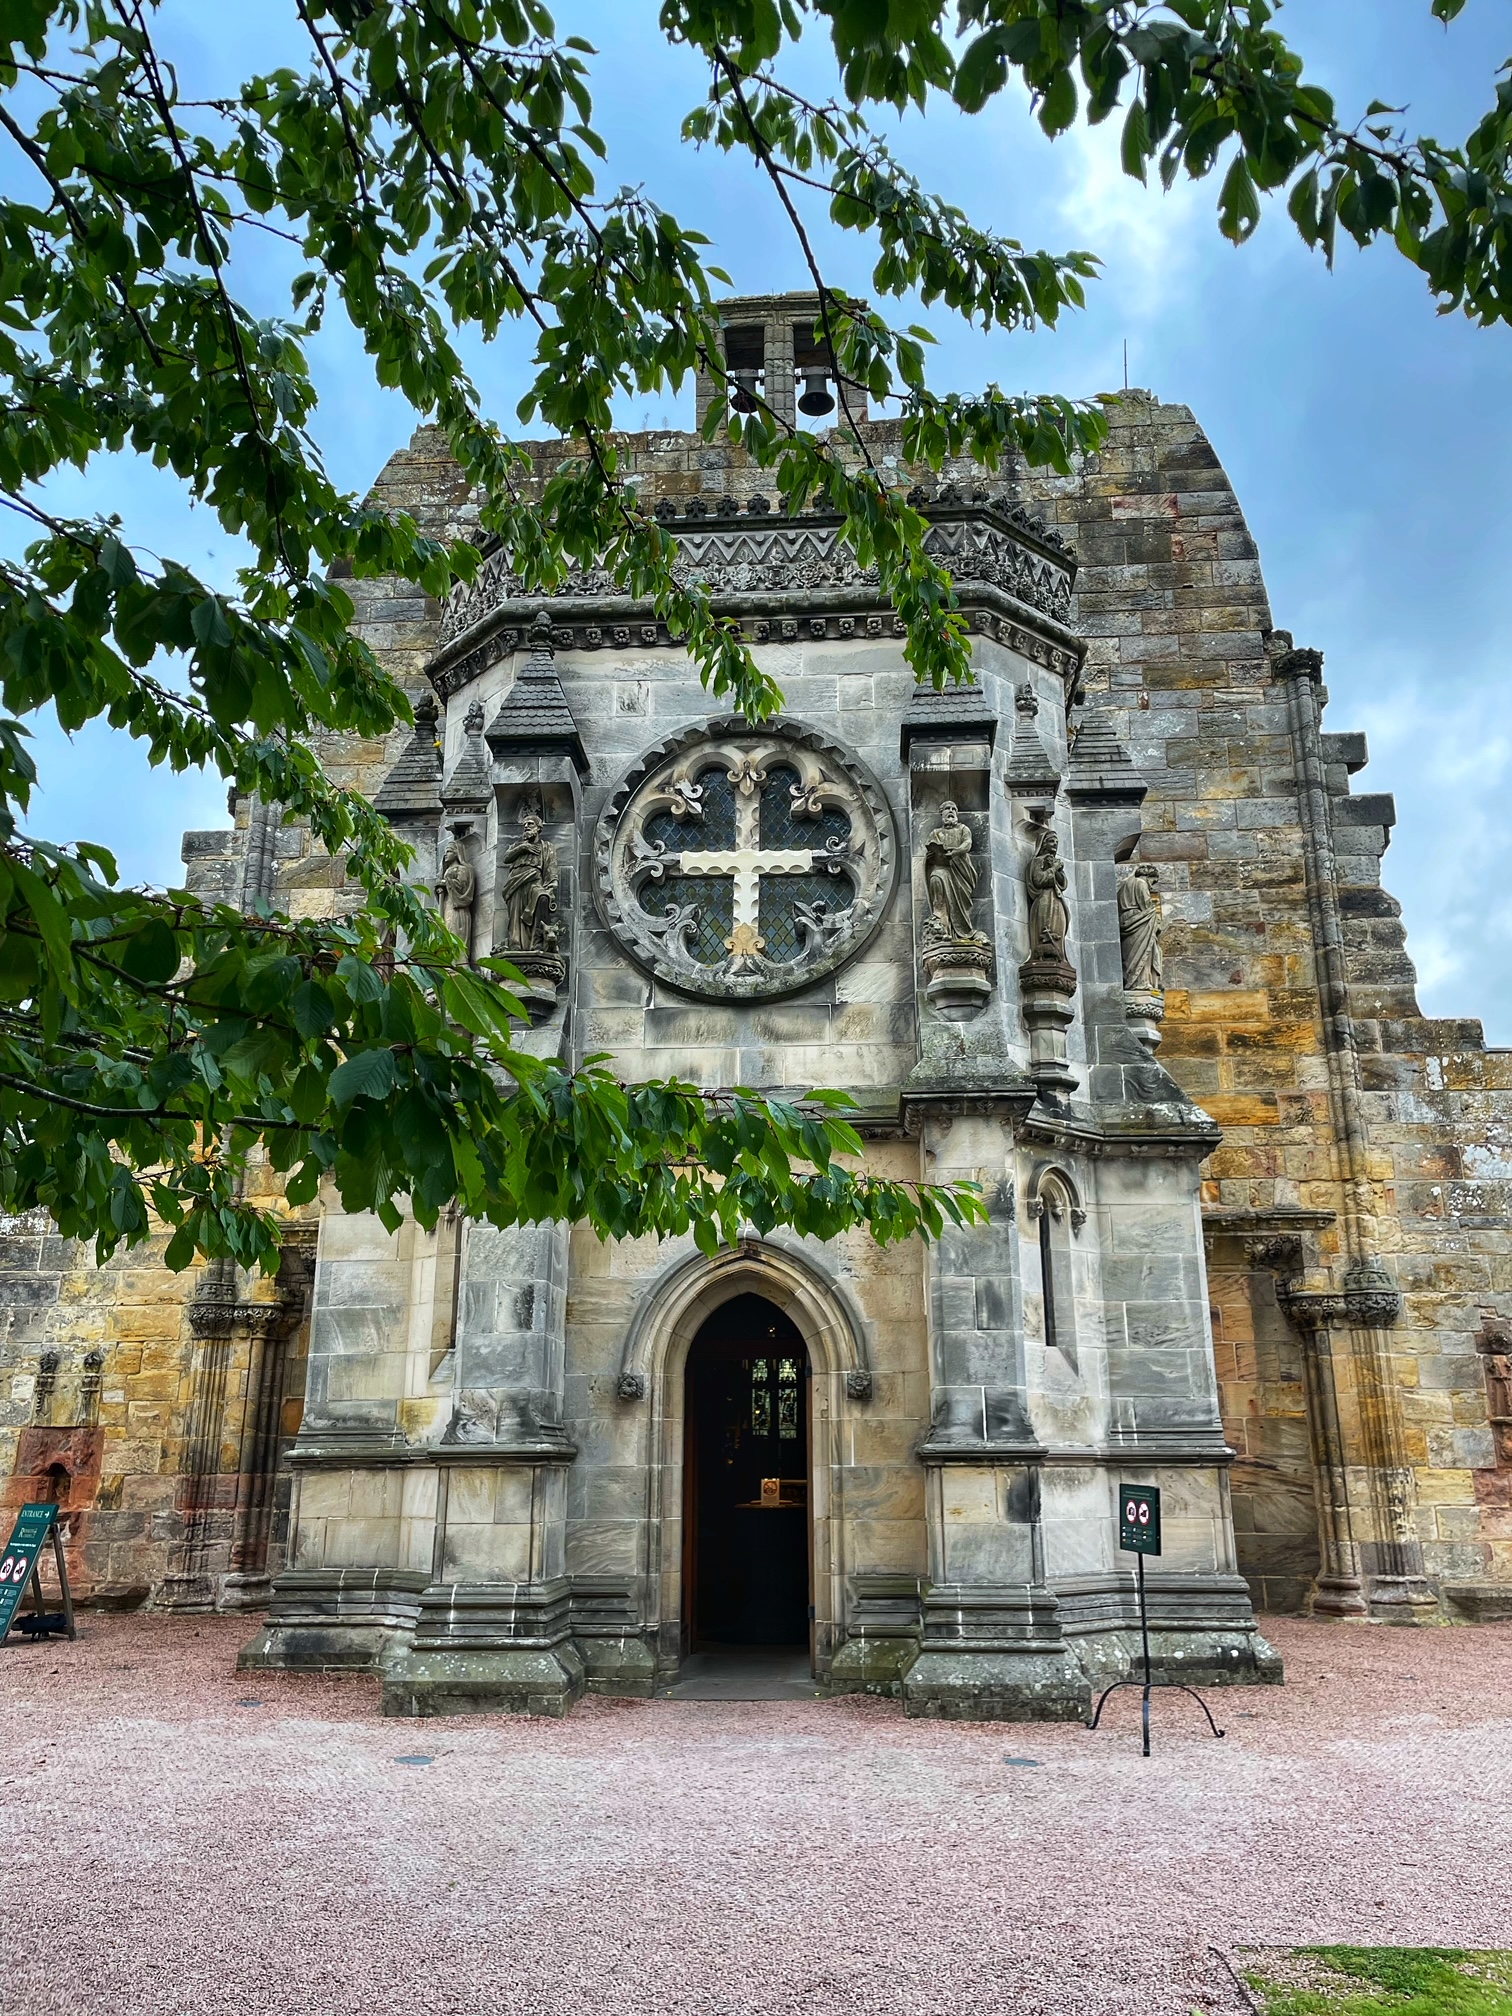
[1011,392,1510,1609]
[4,386,1510,1622]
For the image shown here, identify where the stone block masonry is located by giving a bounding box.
[3,308,1508,1700]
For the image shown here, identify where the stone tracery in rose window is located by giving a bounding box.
[594,722,896,1001]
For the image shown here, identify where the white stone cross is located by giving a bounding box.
[669,774,821,955]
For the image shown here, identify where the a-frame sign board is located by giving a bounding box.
[0,1502,75,1644]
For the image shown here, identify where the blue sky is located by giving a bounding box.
[15,3,1512,1033]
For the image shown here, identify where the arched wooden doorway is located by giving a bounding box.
[683,1293,812,1654]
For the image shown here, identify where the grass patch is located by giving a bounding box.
[1241,1948,1512,2015]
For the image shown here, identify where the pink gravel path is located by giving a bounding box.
[1,1614,1508,2016]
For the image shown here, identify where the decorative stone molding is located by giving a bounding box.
[594,716,897,1003]
[428,604,1082,702]
[1025,1162,1086,1233]
[438,501,1075,649]
[616,1372,647,1403]
[845,1369,874,1401]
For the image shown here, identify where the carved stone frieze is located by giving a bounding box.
[437,503,1075,650]
[594,717,897,1003]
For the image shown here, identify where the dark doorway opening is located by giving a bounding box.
[684,1294,812,1653]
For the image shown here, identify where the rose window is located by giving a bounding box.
[594,721,896,1001]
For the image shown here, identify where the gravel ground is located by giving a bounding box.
[1,1614,1508,2016]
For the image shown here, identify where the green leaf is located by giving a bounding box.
[329,1047,399,1107]
[117,920,181,985]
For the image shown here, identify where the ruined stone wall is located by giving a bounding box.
[1013,392,1510,1610]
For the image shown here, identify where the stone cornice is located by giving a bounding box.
[428,504,1086,701]
[429,589,1083,703]
[438,499,1074,648]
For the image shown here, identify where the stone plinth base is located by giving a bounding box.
[902,1647,1091,1722]
[571,1576,658,1698]
[826,1573,923,1698]
[382,1577,585,1717]
[1443,1581,1512,1622]
[237,1567,427,1674]
[383,1643,586,1718]
[900,1579,1090,1721]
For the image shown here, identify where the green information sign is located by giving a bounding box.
[1119,1483,1162,1557]
[0,1501,74,1642]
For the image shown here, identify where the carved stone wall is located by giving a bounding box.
[4,377,1511,1635]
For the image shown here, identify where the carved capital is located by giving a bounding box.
[189,1298,297,1341]
[1245,1232,1305,1275]
[1274,644,1324,683]
[1278,1262,1401,1333]
[1343,1262,1402,1329]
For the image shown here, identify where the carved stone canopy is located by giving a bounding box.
[595,718,897,1002]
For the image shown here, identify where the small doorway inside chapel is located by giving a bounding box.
[683,1294,812,1658]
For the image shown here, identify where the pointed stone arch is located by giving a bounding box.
[616,1236,872,1680]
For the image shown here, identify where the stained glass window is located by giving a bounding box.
[642,876,734,966]
[644,767,737,854]
[759,765,852,853]
[750,1357,771,1436]
[758,871,854,965]
[777,1356,799,1440]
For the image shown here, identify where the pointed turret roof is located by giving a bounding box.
[898,673,998,760]
[442,698,490,810]
[373,692,442,818]
[484,611,587,774]
[1065,706,1145,801]
[1003,680,1061,793]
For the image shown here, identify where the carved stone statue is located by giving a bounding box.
[1118,863,1163,992]
[923,801,977,941]
[500,809,559,955]
[435,837,476,955]
[919,801,992,1022]
[1025,827,1071,965]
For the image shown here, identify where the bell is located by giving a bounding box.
[798,369,836,417]
[730,367,760,413]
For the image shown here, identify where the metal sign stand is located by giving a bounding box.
[1088,1484,1222,1757]
[0,1502,76,1645]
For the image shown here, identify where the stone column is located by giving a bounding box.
[901,1111,1088,1721]
[1275,640,1432,1619]
[381,718,588,1714]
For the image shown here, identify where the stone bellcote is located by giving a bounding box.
[694,291,869,431]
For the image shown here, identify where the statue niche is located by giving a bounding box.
[436,836,477,960]
[919,800,993,1021]
[496,806,566,1001]
[1118,861,1165,1053]
[1018,817,1078,1093]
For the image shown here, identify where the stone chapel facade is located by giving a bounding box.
[4,291,1510,1718]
